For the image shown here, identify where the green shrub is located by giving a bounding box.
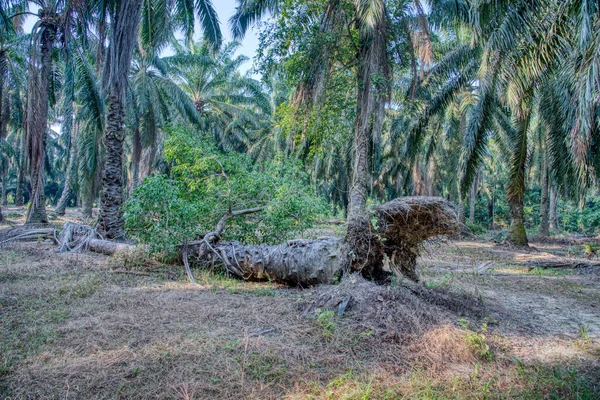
[125,127,327,256]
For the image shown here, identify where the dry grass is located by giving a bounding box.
[1,237,600,399]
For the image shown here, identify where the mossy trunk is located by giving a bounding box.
[507,198,528,246]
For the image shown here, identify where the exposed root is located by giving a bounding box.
[57,222,102,252]
[376,197,459,281]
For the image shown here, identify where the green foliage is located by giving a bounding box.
[314,308,336,338]
[459,319,494,361]
[125,127,327,255]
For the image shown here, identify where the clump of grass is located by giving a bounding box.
[424,272,453,289]
[58,276,102,299]
[114,247,156,270]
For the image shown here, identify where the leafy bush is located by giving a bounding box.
[125,127,327,255]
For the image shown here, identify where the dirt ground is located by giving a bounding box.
[1,213,600,398]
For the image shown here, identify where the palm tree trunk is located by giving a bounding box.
[1,164,7,205]
[468,171,478,225]
[15,138,25,206]
[140,142,157,180]
[341,8,388,278]
[539,151,550,237]
[25,16,57,224]
[508,198,528,246]
[505,113,531,247]
[55,123,78,216]
[97,0,142,239]
[412,158,423,195]
[0,91,10,206]
[98,91,127,236]
[549,188,558,231]
[130,126,142,192]
[488,189,495,230]
[82,184,94,219]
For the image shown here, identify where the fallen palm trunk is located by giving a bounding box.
[187,196,459,285]
[58,222,135,255]
[4,197,458,286]
[522,260,600,269]
[0,225,57,246]
[87,238,134,255]
[187,237,343,286]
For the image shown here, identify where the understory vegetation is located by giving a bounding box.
[125,127,326,257]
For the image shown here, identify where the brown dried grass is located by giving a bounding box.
[2,241,599,399]
[407,325,476,370]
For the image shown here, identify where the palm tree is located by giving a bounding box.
[164,40,271,153]
[402,0,600,245]
[22,2,63,223]
[97,0,223,239]
[231,0,396,275]
[127,43,212,189]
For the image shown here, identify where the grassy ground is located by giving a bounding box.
[1,212,600,398]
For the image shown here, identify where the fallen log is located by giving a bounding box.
[87,238,135,255]
[187,237,343,286]
[522,260,600,269]
[187,196,459,286]
[4,197,458,287]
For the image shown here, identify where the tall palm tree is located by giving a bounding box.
[23,2,63,223]
[95,0,142,237]
[97,0,222,239]
[231,0,395,275]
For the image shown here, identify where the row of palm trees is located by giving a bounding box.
[237,0,600,247]
[0,0,270,237]
[1,0,599,249]
[402,0,600,245]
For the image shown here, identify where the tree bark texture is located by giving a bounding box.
[25,13,58,224]
[130,126,142,192]
[98,92,126,236]
[55,123,78,215]
[97,0,142,239]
